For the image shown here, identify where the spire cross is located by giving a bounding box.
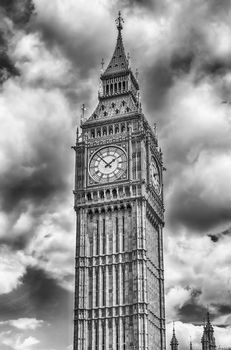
[116,10,124,32]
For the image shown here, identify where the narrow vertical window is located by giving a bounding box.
[116,216,119,253]
[102,218,106,254]
[122,266,126,304]
[102,268,106,306]
[102,321,105,350]
[116,266,119,304]
[123,319,126,350]
[96,220,99,255]
[89,268,92,308]
[88,321,92,349]
[116,321,119,350]
[95,321,98,350]
[95,268,99,307]
[122,216,125,251]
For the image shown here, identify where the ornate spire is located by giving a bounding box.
[102,11,129,77]
[170,322,179,350]
[201,312,216,350]
[87,11,140,123]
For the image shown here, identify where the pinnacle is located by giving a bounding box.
[102,12,129,77]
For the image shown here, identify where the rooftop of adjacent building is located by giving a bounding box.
[170,312,229,350]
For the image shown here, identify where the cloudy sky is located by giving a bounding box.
[0,0,231,349]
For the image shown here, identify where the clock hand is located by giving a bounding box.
[105,157,116,168]
[105,154,121,168]
[98,155,111,167]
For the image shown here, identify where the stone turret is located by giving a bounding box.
[201,312,216,350]
[170,324,179,350]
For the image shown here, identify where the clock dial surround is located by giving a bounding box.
[150,156,161,194]
[89,146,127,183]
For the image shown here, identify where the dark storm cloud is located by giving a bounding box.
[1,156,67,213]
[32,12,112,81]
[0,266,71,320]
[0,267,72,349]
[169,188,231,232]
[179,302,208,325]
[0,0,35,82]
[143,59,174,110]
[0,0,35,27]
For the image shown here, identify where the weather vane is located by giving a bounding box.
[115,10,124,31]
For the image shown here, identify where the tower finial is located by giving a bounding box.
[116,10,124,32]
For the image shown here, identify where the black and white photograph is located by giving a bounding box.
[0,0,231,349]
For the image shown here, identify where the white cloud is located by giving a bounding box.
[166,286,191,321]
[0,318,44,330]
[165,233,231,315]
[0,246,33,294]
[0,331,40,350]
[26,206,75,291]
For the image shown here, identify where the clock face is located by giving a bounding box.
[150,157,161,194]
[89,146,127,183]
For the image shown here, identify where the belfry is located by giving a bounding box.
[73,12,166,349]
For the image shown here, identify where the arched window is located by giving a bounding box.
[103,127,107,135]
[125,187,130,196]
[112,188,117,198]
[91,129,95,138]
[110,83,113,94]
[97,128,101,137]
[87,193,92,201]
[106,189,110,199]
[118,81,121,92]
[121,124,125,132]
[114,83,117,93]
[115,125,119,133]
[109,126,113,135]
[123,81,126,90]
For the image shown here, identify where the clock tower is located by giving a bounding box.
[73,12,166,350]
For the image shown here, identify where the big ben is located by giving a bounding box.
[73,12,166,350]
